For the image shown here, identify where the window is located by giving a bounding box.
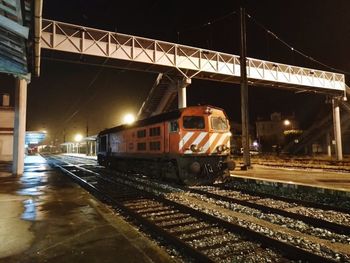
[150,141,161,151]
[211,117,228,131]
[137,129,146,138]
[149,127,161,136]
[169,121,179,132]
[183,116,205,129]
[99,136,107,152]
[137,142,146,151]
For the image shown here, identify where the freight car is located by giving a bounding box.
[97,105,235,185]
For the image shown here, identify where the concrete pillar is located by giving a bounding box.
[177,78,191,109]
[326,133,331,157]
[12,78,27,175]
[332,99,343,161]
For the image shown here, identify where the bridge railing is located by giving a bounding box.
[41,19,345,93]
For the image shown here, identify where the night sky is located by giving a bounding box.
[6,0,350,143]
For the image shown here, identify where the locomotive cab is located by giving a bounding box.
[172,106,235,185]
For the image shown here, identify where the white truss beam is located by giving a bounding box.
[41,19,345,94]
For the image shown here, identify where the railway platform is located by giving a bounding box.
[232,163,350,191]
[229,162,350,209]
[0,155,174,263]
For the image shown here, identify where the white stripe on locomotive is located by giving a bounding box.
[211,133,228,153]
[192,132,207,146]
[182,132,208,154]
[202,133,219,153]
[179,131,194,151]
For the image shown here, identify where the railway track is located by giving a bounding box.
[248,157,350,173]
[47,155,350,262]
[188,186,350,236]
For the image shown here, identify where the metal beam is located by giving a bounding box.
[41,19,346,94]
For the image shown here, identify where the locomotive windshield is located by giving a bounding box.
[211,117,228,131]
[183,116,205,129]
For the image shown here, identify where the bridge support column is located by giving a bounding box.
[326,133,332,157]
[12,78,27,175]
[332,98,343,161]
[177,78,191,109]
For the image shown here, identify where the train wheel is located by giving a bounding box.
[162,161,180,183]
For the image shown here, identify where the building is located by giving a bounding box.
[60,135,97,156]
[229,121,256,154]
[0,94,14,161]
[256,112,300,152]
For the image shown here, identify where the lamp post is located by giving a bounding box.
[283,119,291,127]
[74,134,83,154]
[123,113,135,125]
[283,119,295,130]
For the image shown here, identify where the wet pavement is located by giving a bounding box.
[231,164,350,191]
[0,155,174,263]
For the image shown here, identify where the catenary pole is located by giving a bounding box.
[240,7,251,168]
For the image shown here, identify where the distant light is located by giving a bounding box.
[123,114,135,124]
[283,119,291,126]
[252,141,258,147]
[42,130,47,133]
[74,134,83,142]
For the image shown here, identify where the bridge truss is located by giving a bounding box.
[40,19,345,94]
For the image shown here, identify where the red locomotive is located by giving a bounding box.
[97,105,235,185]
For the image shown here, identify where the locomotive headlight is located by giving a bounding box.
[217,145,223,153]
[217,145,228,153]
[204,107,213,114]
[190,144,202,152]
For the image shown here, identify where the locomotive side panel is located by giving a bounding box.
[169,119,180,154]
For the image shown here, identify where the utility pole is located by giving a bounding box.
[63,128,66,143]
[332,98,343,161]
[240,7,251,169]
[86,121,89,137]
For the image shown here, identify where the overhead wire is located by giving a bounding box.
[246,12,350,77]
[177,10,237,43]
[52,56,111,140]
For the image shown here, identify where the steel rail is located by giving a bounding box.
[50,158,337,263]
[52,161,214,263]
[221,182,350,214]
[188,187,350,235]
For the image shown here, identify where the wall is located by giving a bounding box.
[0,107,14,161]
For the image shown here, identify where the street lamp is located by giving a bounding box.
[283,119,291,126]
[74,134,83,154]
[74,134,83,142]
[123,113,135,125]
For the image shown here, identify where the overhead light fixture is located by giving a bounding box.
[123,113,135,124]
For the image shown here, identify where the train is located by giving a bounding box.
[97,105,235,185]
